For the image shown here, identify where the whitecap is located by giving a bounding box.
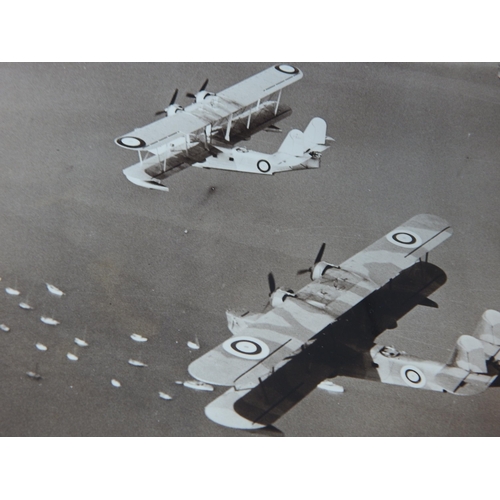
[46,283,65,296]
[41,316,60,325]
[128,359,147,367]
[130,333,147,342]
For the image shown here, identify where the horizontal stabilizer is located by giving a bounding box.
[474,309,500,346]
[448,335,487,374]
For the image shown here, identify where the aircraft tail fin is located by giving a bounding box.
[277,129,305,156]
[303,117,328,147]
[448,310,500,372]
[277,117,329,157]
[448,335,487,373]
[473,309,500,346]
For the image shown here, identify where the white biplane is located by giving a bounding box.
[188,214,500,431]
[114,64,331,191]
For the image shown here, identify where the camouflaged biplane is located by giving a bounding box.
[188,214,500,430]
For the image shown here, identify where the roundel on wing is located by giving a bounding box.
[386,229,422,248]
[116,136,146,149]
[275,64,300,75]
[222,336,270,360]
[400,365,426,388]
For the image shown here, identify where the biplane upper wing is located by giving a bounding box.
[114,64,303,153]
[188,214,453,430]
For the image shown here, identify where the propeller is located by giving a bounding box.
[297,243,326,275]
[186,79,211,101]
[155,89,180,116]
[267,272,276,295]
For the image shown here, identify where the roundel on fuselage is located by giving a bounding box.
[400,365,426,388]
[257,159,271,173]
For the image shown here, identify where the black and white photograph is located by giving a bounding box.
[2,61,499,438]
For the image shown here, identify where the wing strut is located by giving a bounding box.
[225,113,233,141]
[204,124,212,148]
[274,89,282,115]
[246,99,261,129]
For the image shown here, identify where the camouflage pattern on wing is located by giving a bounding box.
[295,214,452,319]
[340,213,452,287]
[188,298,334,388]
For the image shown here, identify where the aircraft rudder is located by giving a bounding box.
[277,129,304,156]
[473,309,500,346]
[304,117,327,146]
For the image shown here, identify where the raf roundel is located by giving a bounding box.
[116,136,146,149]
[386,229,422,248]
[257,160,271,173]
[223,336,270,360]
[275,64,300,75]
[400,365,426,388]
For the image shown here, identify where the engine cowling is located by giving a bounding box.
[311,261,334,281]
[270,289,294,308]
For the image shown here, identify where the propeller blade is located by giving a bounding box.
[267,272,276,295]
[186,92,196,99]
[199,78,209,92]
[155,110,165,116]
[314,243,326,265]
[296,268,311,276]
[169,89,179,106]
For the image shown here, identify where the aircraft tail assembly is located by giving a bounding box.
[277,117,330,166]
[192,117,332,175]
[447,309,500,374]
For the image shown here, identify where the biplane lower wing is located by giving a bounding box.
[188,215,456,430]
